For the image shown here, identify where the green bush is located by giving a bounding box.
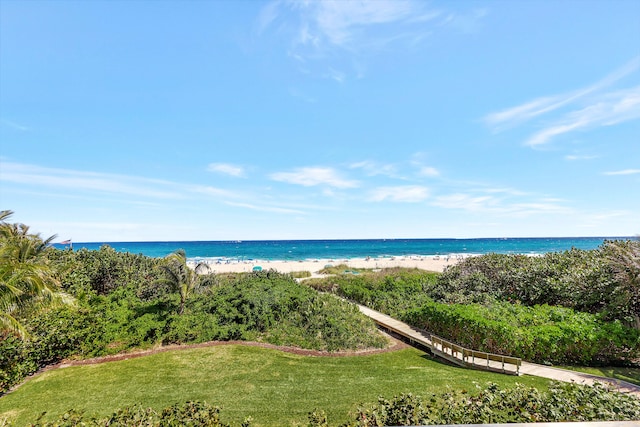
[46,246,163,296]
[309,268,438,317]
[402,301,639,365]
[339,381,640,426]
[436,241,639,323]
[0,306,106,393]
[26,401,235,427]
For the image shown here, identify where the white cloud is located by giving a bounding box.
[578,210,632,229]
[484,95,568,130]
[258,0,460,80]
[602,169,640,176]
[432,192,570,216]
[0,162,183,199]
[326,67,346,83]
[483,57,640,147]
[433,193,495,212]
[300,0,418,47]
[481,187,527,196]
[190,185,239,199]
[439,8,487,34]
[485,57,640,130]
[565,154,597,161]
[525,86,640,147]
[349,160,398,177]
[270,166,359,188]
[256,0,281,33]
[369,185,429,202]
[208,163,246,178]
[0,161,245,205]
[224,201,305,215]
[418,166,439,177]
[508,201,571,216]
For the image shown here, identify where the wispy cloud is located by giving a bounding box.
[369,185,429,202]
[224,201,305,215]
[270,166,359,188]
[432,192,570,216]
[602,169,640,176]
[0,162,183,199]
[409,153,440,178]
[258,0,474,80]
[565,154,598,161]
[578,210,632,229]
[525,86,640,147]
[325,67,346,83]
[432,193,496,212]
[190,185,239,199]
[417,166,440,177]
[208,163,246,178]
[483,57,640,147]
[0,118,29,131]
[349,160,399,178]
[1,161,243,203]
[481,187,527,196]
[291,0,421,48]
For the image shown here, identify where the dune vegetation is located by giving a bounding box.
[1,211,639,425]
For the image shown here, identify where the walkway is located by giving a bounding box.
[356,304,640,398]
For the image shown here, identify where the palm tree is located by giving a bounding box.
[157,249,209,315]
[0,210,65,339]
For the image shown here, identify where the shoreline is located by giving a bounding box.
[189,255,464,274]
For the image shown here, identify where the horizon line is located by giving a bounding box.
[54,235,637,245]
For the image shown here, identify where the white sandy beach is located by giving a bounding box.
[191,255,464,275]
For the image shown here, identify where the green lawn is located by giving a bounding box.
[559,365,640,386]
[0,345,551,426]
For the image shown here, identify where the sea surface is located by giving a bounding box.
[53,237,633,262]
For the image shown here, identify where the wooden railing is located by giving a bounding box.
[431,335,521,375]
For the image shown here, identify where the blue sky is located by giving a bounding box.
[1,0,639,242]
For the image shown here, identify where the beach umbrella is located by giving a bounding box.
[252,266,263,271]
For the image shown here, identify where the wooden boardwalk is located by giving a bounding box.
[357,304,640,397]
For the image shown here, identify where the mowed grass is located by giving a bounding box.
[0,345,551,427]
[559,365,640,386]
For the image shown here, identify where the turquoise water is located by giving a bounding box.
[53,237,632,261]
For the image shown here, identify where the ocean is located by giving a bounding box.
[53,237,633,262]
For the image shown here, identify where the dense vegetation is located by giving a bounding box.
[436,241,640,326]
[338,381,640,426]
[14,382,640,426]
[308,242,640,365]
[2,211,640,425]
[0,223,385,394]
[0,211,67,339]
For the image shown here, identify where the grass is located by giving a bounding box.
[0,345,550,427]
[559,365,640,386]
[318,264,371,275]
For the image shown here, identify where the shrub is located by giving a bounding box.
[342,381,640,426]
[402,301,640,365]
[26,401,234,427]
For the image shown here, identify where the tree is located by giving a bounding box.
[603,239,640,328]
[157,249,209,315]
[0,210,67,339]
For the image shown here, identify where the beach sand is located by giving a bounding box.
[192,255,463,275]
